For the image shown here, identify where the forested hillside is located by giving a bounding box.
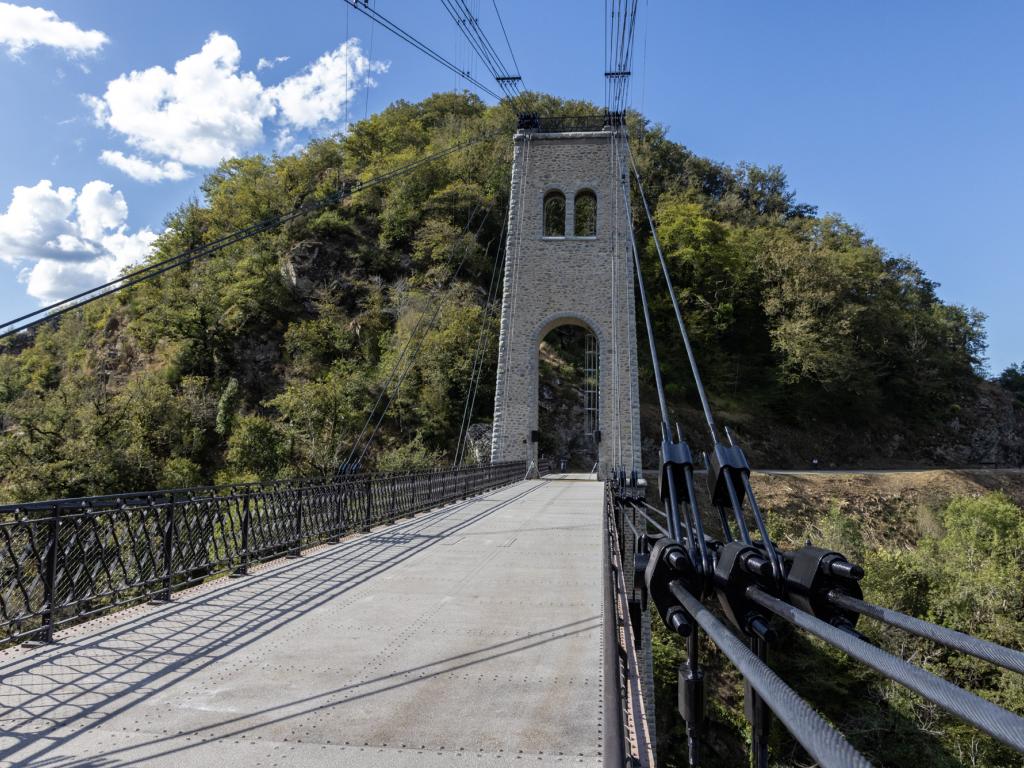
[0,92,1018,502]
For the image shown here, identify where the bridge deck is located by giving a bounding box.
[0,479,606,767]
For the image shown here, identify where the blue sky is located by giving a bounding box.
[0,1,1020,373]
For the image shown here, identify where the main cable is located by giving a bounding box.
[440,0,526,112]
[344,0,504,101]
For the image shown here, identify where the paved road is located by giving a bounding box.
[0,479,606,767]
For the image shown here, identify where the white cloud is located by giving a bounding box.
[0,3,108,58]
[257,55,288,71]
[99,150,190,183]
[271,41,388,129]
[0,179,156,303]
[86,34,387,181]
[86,33,274,168]
[76,180,128,240]
[0,180,81,264]
[274,128,304,156]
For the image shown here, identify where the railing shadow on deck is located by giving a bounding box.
[19,616,601,768]
[0,480,547,767]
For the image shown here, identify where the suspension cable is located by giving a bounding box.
[344,0,504,101]
[748,587,1024,752]
[454,201,510,467]
[352,205,495,469]
[1,133,498,342]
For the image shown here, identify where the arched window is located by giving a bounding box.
[574,190,597,236]
[543,190,565,237]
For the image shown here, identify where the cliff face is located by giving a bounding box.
[927,381,1024,465]
[640,380,1024,471]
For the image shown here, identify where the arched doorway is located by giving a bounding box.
[537,324,599,472]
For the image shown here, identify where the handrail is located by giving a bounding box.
[0,462,527,645]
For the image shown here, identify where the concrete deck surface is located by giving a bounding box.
[0,479,606,767]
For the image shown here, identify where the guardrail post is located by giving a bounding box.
[364,477,373,531]
[38,512,59,643]
[328,482,343,544]
[290,487,303,557]
[234,494,251,576]
[391,474,398,522]
[160,499,174,601]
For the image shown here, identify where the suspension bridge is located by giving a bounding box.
[2,3,1023,767]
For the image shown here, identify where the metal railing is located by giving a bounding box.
[606,473,1024,767]
[0,462,526,645]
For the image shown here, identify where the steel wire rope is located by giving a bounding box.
[0,133,498,342]
[623,134,781,583]
[362,0,376,120]
[442,0,502,79]
[667,582,873,768]
[343,0,503,101]
[453,204,510,467]
[828,591,1024,676]
[341,197,488,472]
[748,587,1024,752]
[616,144,687,544]
[444,0,507,84]
[441,0,526,112]
[353,205,495,468]
[491,0,521,80]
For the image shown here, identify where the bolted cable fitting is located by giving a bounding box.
[713,541,777,642]
[644,537,700,637]
[784,545,864,631]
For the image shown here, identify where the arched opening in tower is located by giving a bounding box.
[537,325,599,472]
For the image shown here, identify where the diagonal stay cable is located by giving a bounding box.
[344,0,504,101]
[454,214,508,467]
[0,133,498,343]
[341,199,488,473]
[354,205,495,468]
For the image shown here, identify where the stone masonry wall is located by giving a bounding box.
[491,130,643,477]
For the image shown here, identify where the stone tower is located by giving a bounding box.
[490,122,642,477]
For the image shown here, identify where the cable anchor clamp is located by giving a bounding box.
[707,442,751,508]
[659,438,693,504]
[785,545,865,631]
